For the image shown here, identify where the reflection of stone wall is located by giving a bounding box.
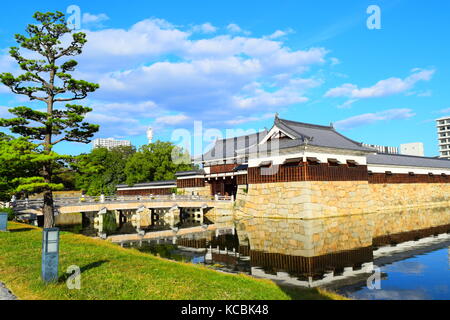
[239,181,373,219]
[372,207,450,238]
[369,183,450,211]
[241,207,450,257]
[243,216,373,257]
[55,212,82,226]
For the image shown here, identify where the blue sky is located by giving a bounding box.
[0,0,449,156]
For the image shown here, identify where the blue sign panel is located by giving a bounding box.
[0,213,7,232]
[41,228,60,283]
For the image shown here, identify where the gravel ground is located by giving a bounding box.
[0,282,17,300]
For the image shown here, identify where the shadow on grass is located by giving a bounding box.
[8,227,35,233]
[277,284,336,300]
[58,260,109,283]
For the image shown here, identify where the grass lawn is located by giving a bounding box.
[0,222,345,300]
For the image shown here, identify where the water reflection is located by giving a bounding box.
[61,206,450,299]
[60,209,213,237]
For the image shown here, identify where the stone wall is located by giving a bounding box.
[369,183,450,212]
[236,180,450,219]
[237,181,373,219]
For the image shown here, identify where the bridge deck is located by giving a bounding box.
[13,195,234,214]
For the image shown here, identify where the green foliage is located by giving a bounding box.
[73,146,135,196]
[0,11,99,215]
[2,207,15,221]
[0,137,41,200]
[125,141,194,185]
[72,141,196,196]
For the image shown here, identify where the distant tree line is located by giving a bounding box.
[0,137,195,201]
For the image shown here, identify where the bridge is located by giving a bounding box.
[13,194,234,214]
[13,194,234,219]
[12,194,235,236]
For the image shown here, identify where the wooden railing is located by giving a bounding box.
[13,194,233,210]
[248,163,368,184]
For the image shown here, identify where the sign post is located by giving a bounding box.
[41,228,60,283]
[0,212,8,232]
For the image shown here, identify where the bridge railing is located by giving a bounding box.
[13,193,234,209]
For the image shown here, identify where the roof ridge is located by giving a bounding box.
[330,127,374,150]
[372,153,450,161]
[275,118,311,141]
[214,129,268,143]
[277,117,334,130]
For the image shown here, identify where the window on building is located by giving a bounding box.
[307,157,320,166]
[328,159,340,167]
[347,160,358,168]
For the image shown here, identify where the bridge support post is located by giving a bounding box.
[94,207,107,237]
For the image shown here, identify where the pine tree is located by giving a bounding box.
[0,11,99,227]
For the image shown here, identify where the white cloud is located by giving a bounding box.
[334,108,415,130]
[192,23,217,34]
[155,114,190,125]
[330,57,340,66]
[82,13,110,26]
[0,17,328,139]
[264,29,294,40]
[325,69,435,99]
[224,113,274,125]
[226,23,250,35]
[336,99,357,109]
[438,107,450,114]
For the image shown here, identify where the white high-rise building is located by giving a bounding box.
[147,127,153,144]
[437,116,450,159]
[92,138,132,150]
[400,143,424,157]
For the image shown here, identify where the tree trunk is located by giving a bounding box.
[43,92,54,228]
[43,190,54,228]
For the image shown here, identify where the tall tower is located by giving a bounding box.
[147,127,153,144]
[437,116,450,159]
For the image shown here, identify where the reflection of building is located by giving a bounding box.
[437,116,450,159]
[93,138,132,150]
[400,143,424,157]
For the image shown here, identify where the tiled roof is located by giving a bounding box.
[116,180,177,189]
[175,169,206,177]
[200,116,376,162]
[201,130,268,161]
[367,153,450,169]
[274,117,374,152]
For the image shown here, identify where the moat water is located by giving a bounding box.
[60,208,450,300]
